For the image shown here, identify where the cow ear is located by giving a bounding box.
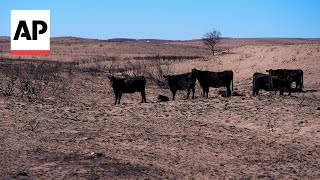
[163,75,167,79]
[108,76,113,80]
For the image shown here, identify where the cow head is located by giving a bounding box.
[191,68,198,73]
[189,68,199,78]
[108,76,115,86]
[266,69,274,74]
[160,75,170,88]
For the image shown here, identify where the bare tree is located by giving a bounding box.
[202,30,221,56]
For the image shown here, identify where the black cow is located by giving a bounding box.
[272,75,293,95]
[163,73,196,100]
[108,76,147,105]
[190,69,233,98]
[266,69,303,91]
[252,73,273,95]
[157,95,170,102]
[252,72,293,95]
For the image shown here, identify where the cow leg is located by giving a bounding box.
[141,91,147,103]
[118,93,122,104]
[186,89,191,99]
[205,87,209,98]
[253,86,258,96]
[114,93,118,105]
[143,91,147,102]
[226,86,231,97]
[288,87,292,96]
[192,87,195,99]
[202,88,206,98]
[279,90,284,95]
[172,90,177,100]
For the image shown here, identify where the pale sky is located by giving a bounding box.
[1,0,320,40]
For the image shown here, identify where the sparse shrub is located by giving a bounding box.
[272,57,278,63]
[125,60,148,77]
[147,61,174,87]
[17,62,62,101]
[0,77,17,96]
[81,60,105,76]
[269,47,277,52]
[0,60,69,101]
[76,55,118,65]
[76,56,118,76]
[81,66,104,75]
[292,55,297,61]
[237,53,251,61]
[0,61,19,96]
[107,58,173,88]
[108,57,127,75]
[132,55,204,61]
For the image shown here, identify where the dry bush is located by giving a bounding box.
[0,77,17,96]
[124,60,148,76]
[108,58,173,88]
[132,55,204,61]
[108,57,127,75]
[0,62,20,96]
[75,56,118,76]
[81,63,105,76]
[77,55,118,65]
[0,60,70,101]
[20,62,64,101]
[125,60,174,87]
[147,61,174,88]
[237,53,251,61]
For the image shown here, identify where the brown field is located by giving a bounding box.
[1,37,320,179]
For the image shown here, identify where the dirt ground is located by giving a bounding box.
[1,37,320,179]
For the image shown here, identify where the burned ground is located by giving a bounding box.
[1,37,320,179]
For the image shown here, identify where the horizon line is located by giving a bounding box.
[1,36,320,41]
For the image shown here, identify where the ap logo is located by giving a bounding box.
[11,10,50,55]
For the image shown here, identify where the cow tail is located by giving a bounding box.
[270,75,273,91]
[232,76,234,92]
[302,72,304,88]
[252,76,255,93]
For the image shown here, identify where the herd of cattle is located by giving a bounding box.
[108,68,304,105]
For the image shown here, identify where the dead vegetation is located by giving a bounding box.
[0,60,70,101]
[0,55,176,102]
[1,38,320,179]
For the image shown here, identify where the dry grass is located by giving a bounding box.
[1,37,320,179]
